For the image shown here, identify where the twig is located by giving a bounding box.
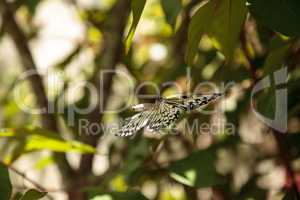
[1,161,65,195]
[77,0,131,174]
[9,165,47,192]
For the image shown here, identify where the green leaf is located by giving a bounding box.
[187,0,247,65]
[208,0,247,60]
[34,156,54,170]
[19,189,47,200]
[262,37,290,76]
[168,145,224,187]
[247,0,300,36]
[0,127,96,156]
[88,190,149,200]
[256,37,290,119]
[186,0,215,65]
[124,0,147,54]
[122,138,151,184]
[0,163,12,200]
[256,87,277,120]
[160,0,181,28]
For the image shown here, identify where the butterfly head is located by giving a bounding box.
[194,92,223,99]
[212,92,223,99]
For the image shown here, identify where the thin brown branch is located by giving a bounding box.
[8,164,47,192]
[0,0,74,182]
[1,161,66,194]
[0,0,56,130]
[77,0,131,175]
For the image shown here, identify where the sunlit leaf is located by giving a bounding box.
[110,175,128,192]
[124,0,147,54]
[187,0,247,64]
[34,156,54,170]
[0,128,96,156]
[207,0,247,61]
[247,0,300,36]
[186,0,215,65]
[0,163,12,200]
[168,145,224,187]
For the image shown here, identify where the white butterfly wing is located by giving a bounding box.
[116,111,151,137]
[147,102,183,131]
[115,93,222,137]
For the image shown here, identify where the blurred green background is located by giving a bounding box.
[0,0,300,199]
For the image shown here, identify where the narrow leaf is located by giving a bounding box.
[0,128,96,154]
[168,146,224,187]
[208,0,247,60]
[186,0,216,65]
[124,0,147,54]
[161,0,181,28]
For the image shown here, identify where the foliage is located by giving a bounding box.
[0,0,300,200]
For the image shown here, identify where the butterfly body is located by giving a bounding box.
[116,93,222,137]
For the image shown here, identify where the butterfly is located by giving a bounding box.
[116,93,222,137]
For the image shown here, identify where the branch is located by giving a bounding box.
[0,0,74,181]
[77,0,131,174]
[6,163,47,192]
[1,161,65,197]
[0,1,56,130]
